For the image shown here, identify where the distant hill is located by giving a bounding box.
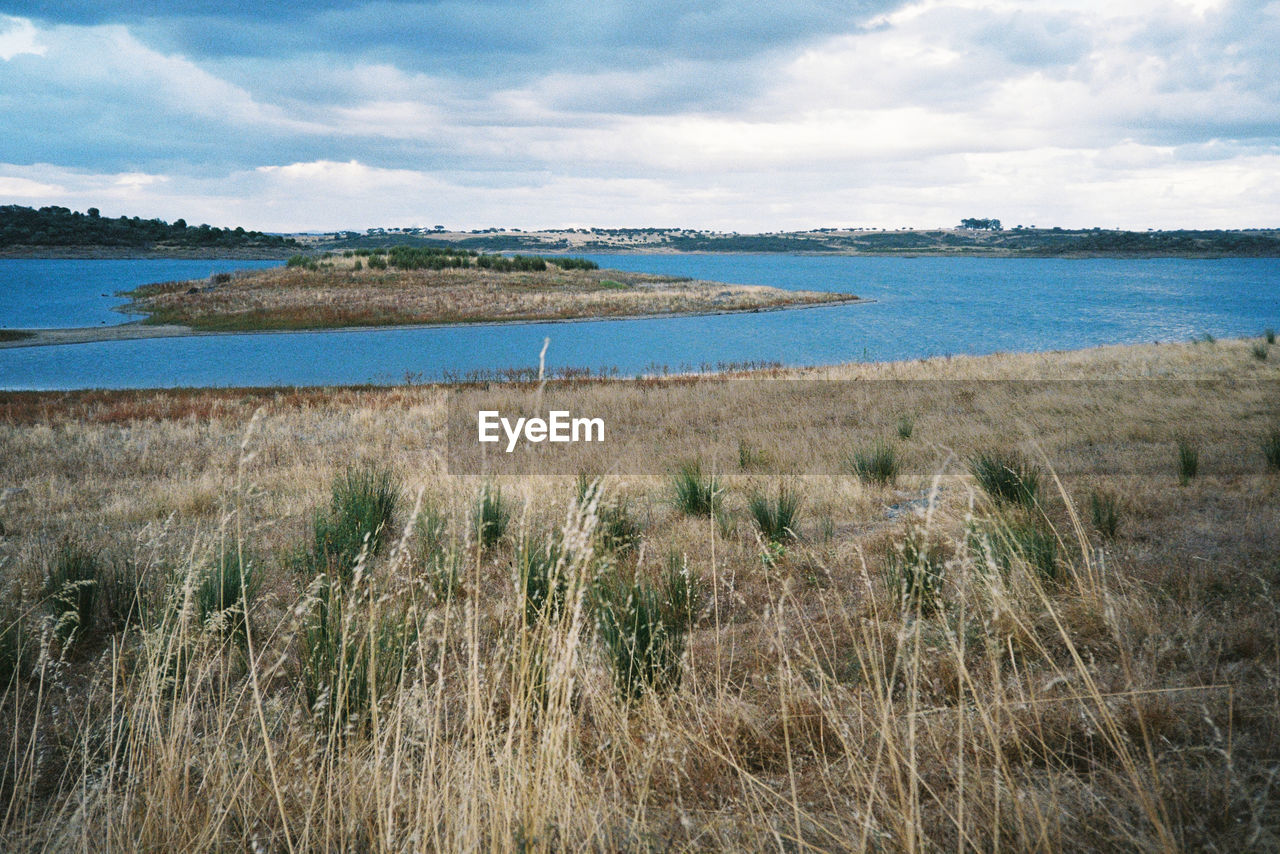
[315,225,1280,257]
[0,205,299,256]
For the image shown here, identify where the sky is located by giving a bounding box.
[1,0,1278,232]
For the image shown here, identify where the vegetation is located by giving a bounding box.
[1178,440,1200,485]
[1088,488,1121,539]
[849,440,900,485]
[671,460,720,516]
[301,464,401,584]
[595,571,686,698]
[314,225,1280,257]
[0,339,1278,850]
[1265,431,1280,471]
[969,450,1041,507]
[121,255,854,332]
[41,540,100,644]
[747,486,802,545]
[0,204,297,251]
[885,526,944,613]
[474,483,510,550]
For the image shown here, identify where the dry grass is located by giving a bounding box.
[1,338,1278,851]
[123,263,856,331]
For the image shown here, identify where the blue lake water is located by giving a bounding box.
[0,258,283,328]
[1,255,1277,390]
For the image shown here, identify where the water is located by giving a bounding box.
[0,258,283,328]
[0,255,1277,389]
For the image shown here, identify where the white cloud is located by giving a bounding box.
[0,15,44,60]
[2,0,1278,230]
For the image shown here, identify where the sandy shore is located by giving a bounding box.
[0,296,867,350]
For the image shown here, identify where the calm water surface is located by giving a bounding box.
[0,258,282,328]
[1,255,1277,389]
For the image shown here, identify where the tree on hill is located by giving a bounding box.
[0,205,298,250]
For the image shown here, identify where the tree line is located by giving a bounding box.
[0,205,298,250]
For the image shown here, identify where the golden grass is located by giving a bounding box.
[1,337,1278,851]
[123,263,857,331]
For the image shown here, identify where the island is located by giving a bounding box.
[113,247,859,332]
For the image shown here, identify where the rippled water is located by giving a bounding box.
[1,255,1277,389]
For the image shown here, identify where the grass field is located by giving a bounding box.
[1,336,1278,851]
[121,258,857,331]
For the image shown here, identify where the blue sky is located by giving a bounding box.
[2,0,1278,231]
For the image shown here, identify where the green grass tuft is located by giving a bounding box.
[303,464,401,586]
[197,547,260,640]
[850,440,900,486]
[43,540,100,645]
[1262,431,1280,471]
[747,486,802,545]
[595,572,685,699]
[1177,441,1199,485]
[474,483,510,550]
[671,461,720,517]
[514,533,569,626]
[1088,489,1121,539]
[886,527,945,613]
[969,451,1041,507]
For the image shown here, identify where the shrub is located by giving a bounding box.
[301,590,416,733]
[969,451,1040,507]
[1010,522,1059,582]
[0,612,33,686]
[286,253,314,269]
[577,477,642,555]
[595,573,685,699]
[1177,441,1199,485]
[1252,342,1269,361]
[969,519,1059,582]
[43,541,100,644]
[197,547,260,639]
[305,465,401,585]
[1089,489,1121,539]
[551,257,599,271]
[1263,431,1280,471]
[514,533,569,626]
[886,528,945,613]
[1266,328,1276,345]
[414,503,461,603]
[737,439,769,471]
[747,486,802,545]
[850,440,900,486]
[366,254,388,270]
[660,551,703,630]
[897,414,915,440]
[671,461,720,517]
[98,554,150,632]
[474,484,510,550]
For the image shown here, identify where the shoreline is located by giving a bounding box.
[0,295,868,350]
[4,246,1278,260]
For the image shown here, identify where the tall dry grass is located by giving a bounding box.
[0,338,1278,851]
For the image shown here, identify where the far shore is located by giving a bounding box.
[0,295,868,350]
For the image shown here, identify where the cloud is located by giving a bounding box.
[2,0,1278,229]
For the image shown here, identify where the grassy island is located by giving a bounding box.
[120,247,859,332]
[1,337,1278,850]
